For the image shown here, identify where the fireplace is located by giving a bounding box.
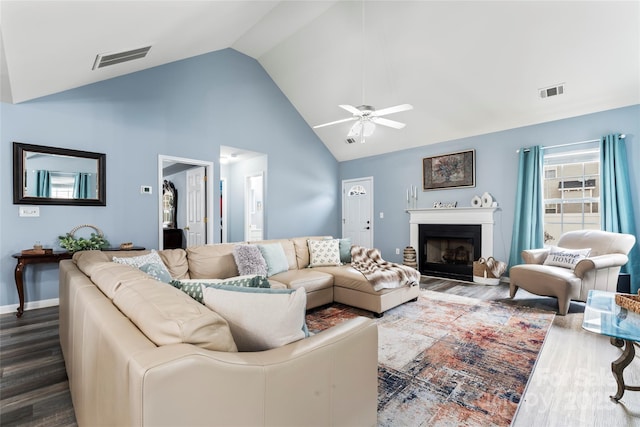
[407,207,498,282]
[419,224,481,281]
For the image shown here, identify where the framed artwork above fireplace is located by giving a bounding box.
[423,149,475,190]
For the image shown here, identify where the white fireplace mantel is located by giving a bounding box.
[407,207,499,259]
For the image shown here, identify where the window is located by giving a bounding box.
[348,185,366,196]
[50,173,75,199]
[543,147,600,245]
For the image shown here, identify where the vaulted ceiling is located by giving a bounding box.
[1,1,638,161]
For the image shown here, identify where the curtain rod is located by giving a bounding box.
[517,134,626,153]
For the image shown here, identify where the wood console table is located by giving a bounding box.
[12,251,72,318]
[11,247,145,318]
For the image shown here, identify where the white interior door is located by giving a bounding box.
[342,177,373,248]
[186,166,206,246]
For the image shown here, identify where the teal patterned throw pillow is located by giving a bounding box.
[173,275,271,304]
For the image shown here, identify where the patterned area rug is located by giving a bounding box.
[306,289,555,427]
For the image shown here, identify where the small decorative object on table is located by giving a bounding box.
[473,257,507,285]
[615,293,640,314]
[120,242,134,250]
[58,224,109,253]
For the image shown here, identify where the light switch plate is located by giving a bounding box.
[141,185,152,195]
[19,206,40,217]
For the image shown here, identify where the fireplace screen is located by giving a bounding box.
[419,224,481,281]
[425,238,474,265]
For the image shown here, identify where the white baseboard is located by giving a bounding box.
[0,298,59,315]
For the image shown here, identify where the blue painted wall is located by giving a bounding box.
[0,49,339,309]
[340,105,639,267]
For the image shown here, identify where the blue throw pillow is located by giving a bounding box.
[257,243,289,276]
[338,238,352,264]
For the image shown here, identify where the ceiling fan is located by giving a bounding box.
[313,103,413,143]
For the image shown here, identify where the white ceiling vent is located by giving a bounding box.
[539,83,565,99]
[346,138,357,144]
[92,46,152,70]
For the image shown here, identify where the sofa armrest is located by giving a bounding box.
[128,316,378,427]
[574,254,630,279]
[521,248,550,265]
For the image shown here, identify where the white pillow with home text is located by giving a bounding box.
[543,246,591,270]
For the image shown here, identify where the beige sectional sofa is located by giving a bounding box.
[58,236,420,426]
[182,236,420,315]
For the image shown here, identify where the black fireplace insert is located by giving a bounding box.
[419,224,481,282]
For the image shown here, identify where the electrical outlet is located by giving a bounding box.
[19,206,40,217]
[395,248,400,255]
[379,212,384,219]
[141,185,152,195]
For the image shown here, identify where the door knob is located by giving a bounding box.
[184,226,190,231]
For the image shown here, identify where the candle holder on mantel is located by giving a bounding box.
[406,185,418,210]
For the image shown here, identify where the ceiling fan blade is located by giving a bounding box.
[371,104,413,117]
[339,104,363,116]
[371,117,406,129]
[313,117,357,129]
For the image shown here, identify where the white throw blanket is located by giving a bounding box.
[350,245,421,292]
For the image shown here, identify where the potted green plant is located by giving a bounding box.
[58,224,109,252]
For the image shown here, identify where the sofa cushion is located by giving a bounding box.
[311,265,393,295]
[73,250,111,275]
[158,249,190,280]
[257,243,289,276]
[202,286,308,351]
[308,239,341,267]
[187,244,239,279]
[111,277,237,352]
[86,262,151,299]
[269,270,334,292]
[112,250,172,283]
[543,246,591,270]
[290,236,331,269]
[233,244,268,276]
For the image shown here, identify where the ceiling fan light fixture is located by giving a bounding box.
[348,121,362,137]
[347,119,376,138]
[362,120,376,137]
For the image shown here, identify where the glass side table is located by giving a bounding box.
[582,289,640,402]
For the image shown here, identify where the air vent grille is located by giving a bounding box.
[540,83,565,99]
[92,46,152,70]
[346,138,357,144]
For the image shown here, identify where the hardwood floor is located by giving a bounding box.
[1,279,638,426]
[0,306,76,426]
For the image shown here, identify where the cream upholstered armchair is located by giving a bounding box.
[509,230,636,315]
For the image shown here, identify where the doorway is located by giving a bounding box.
[342,177,373,248]
[220,146,267,243]
[245,173,264,241]
[158,155,214,250]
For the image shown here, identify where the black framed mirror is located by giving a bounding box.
[13,142,106,206]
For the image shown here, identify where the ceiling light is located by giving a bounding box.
[348,119,376,137]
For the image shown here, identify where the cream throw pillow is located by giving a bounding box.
[543,246,591,270]
[202,286,308,351]
[308,239,341,267]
